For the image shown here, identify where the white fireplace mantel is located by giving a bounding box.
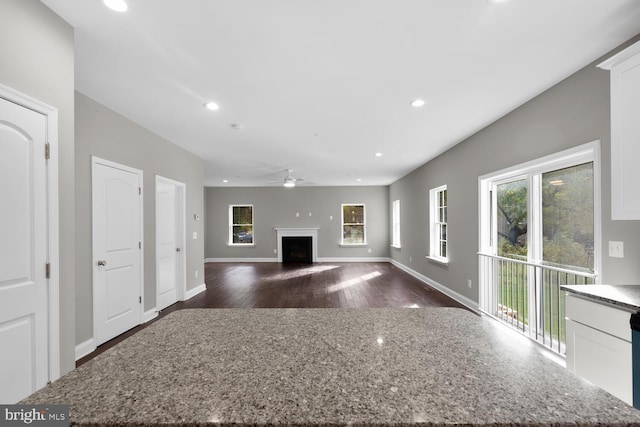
[275,228,319,263]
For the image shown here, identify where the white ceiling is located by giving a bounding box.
[41,0,640,187]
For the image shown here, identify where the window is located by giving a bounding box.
[429,186,448,262]
[229,205,253,245]
[392,199,401,248]
[342,204,365,244]
[479,141,600,354]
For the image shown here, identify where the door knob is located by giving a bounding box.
[97,260,107,266]
[176,248,181,252]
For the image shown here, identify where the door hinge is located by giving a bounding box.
[138,187,141,195]
[45,143,50,160]
[139,296,142,304]
[45,263,51,279]
[139,241,142,249]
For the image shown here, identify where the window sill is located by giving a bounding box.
[426,255,449,265]
[227,243,256,248]
[339,243,368,247]
[390,245,402,249]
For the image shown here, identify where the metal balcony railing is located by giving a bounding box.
[478,253,596,355]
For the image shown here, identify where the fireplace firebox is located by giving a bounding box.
[282,236,313,263]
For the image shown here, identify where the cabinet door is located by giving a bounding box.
[611,51,640,219]
[566,319,632,405]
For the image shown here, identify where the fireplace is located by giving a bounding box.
[282,236,313,263]
[274,228,319,263]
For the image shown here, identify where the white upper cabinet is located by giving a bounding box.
[598,41,640,220]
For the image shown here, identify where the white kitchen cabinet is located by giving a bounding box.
[565,293,633,405]
[598,40,640,220]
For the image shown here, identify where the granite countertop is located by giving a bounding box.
[562,284,640,312]
[22,308,640,426]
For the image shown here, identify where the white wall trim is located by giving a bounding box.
[317,257,390,263]
[0,83,61,382]
[74,338,96,362]
[143,309,159,323]
[184,283,206,300]
[205,257,278,263]
[205,257,391,263]
[389,259,480,313]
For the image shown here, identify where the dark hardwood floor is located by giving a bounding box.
[77,262,470,366]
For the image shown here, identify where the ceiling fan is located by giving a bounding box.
[283,169,303,188]
[268,169,304,188]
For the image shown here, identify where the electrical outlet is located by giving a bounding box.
[468,279,472,289]
[195,270,198,278]
[329,215,333,220]
[192,232,197,239]
[308,212,312,217]
[273,248,277,254]
[409,256,412,262]
[296,212,300,217]
[367,248,372,253]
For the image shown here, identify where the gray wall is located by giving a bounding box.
[390,34,640,304]
[75,92,205,344]
[205,186,389,260]
[0,0,76,375]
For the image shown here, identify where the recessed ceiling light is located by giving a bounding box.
[410,99,425,108]
[103,0,128,12]
[223,179,228,183]
[204,102,220,111]
[487,0,510,3]
[356,178,362,182]
[375,152,383,157]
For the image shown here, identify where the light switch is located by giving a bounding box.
[193,232,198,240]
[308,212,312,217]
[296,212,300,217]
[609,241,624,258]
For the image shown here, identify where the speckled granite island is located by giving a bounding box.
[22,308,640,426]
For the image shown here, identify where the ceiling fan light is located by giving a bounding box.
[283,179,295,188]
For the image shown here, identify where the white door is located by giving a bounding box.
[156,176,185,311]
[92,157,143,346]
[0,97,49,403]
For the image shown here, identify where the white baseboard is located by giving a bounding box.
[143,309,158,323]
[75,338,96,361]
[205,257,391,263]
[205,257,278,263]
[389,259,479,313]
[184,283,206,300]
[317,257,391,263]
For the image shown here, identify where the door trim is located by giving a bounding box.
[91,156,144,344]
[155,175,187,304]
[0,82,60,382]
